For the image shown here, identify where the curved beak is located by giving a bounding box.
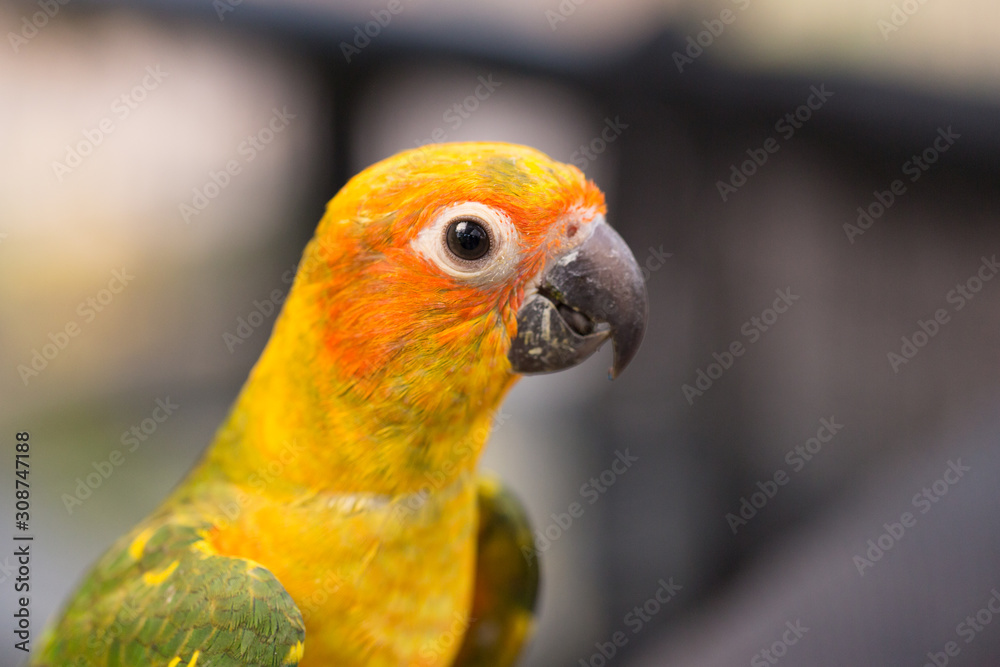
[508,220,648,379]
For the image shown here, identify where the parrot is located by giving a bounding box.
[33,141,648,667]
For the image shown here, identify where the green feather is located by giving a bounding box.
[32,513,305,667]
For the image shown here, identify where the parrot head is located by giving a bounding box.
[295,142,647,401]
[236,142,648,492]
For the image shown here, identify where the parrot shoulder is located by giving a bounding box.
[33,514,305,667]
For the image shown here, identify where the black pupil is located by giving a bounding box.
[447,220,490,260]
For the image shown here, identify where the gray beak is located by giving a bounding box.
[508,220,648,379]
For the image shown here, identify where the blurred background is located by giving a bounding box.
[2,0,1000,665]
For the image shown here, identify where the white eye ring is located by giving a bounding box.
[412,202,520,283]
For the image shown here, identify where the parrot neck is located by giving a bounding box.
[193,284,518,497]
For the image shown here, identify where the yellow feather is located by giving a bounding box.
[159,143,603,665]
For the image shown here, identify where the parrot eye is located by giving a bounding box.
[411,201,519,283]
[446,218,491,261]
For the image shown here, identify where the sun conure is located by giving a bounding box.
[33,142,648,666]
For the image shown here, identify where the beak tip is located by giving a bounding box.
[608,288,648,381]
[608,333,643,380]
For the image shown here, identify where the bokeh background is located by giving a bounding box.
[3,0,1000,665]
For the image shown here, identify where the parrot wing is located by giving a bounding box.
[33,515,305,667]
[452,476,540,667]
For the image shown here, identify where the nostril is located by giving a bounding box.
[566,223,578,238]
